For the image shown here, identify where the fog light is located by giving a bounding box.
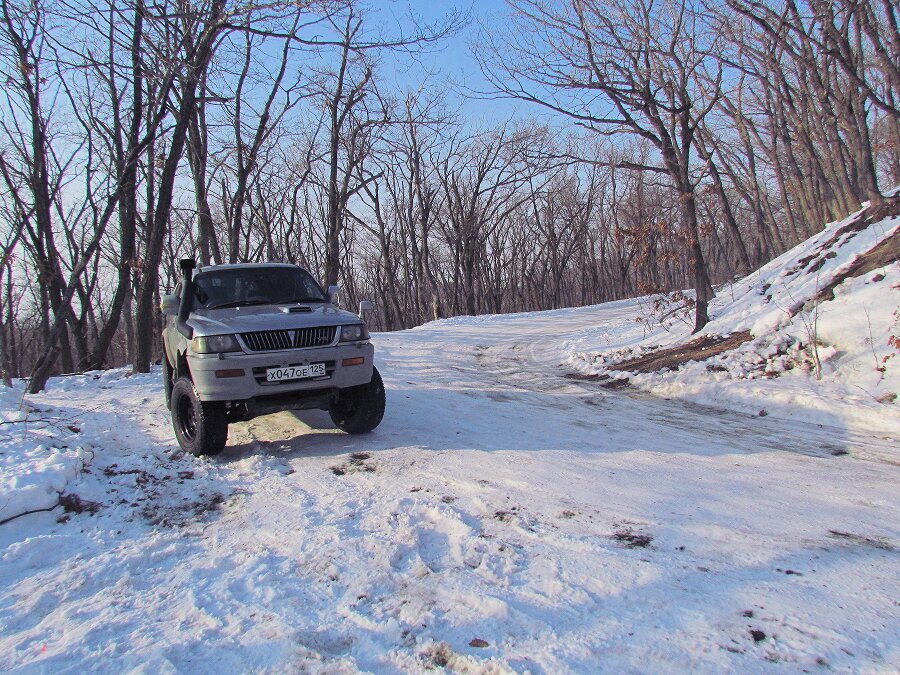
[342,357,365,367]
[214,368,245,378]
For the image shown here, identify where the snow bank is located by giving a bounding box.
[566,198,900,434]
[0,383,92,523]
[0,368,164,526]
[716,204,898,337]
[0,444,91,524]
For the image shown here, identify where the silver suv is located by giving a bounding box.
[160,259,385,456]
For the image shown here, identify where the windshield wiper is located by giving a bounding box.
[291,296,325,303]
[206,299,271,310]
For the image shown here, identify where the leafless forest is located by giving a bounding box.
[0,0,896,392]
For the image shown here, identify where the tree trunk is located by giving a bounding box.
[683,190,713,333]
[132,1,225,372]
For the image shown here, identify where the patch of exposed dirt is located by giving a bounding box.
[494,506,523,523]
[140,492,226,527]
[99,458,228,528]
[611,527,653,548]
[564,372,603,381]
[810,230,899,307]
[564,372,631,388]
[789,196,899,278]
[776,568,803,576]
[607,331,752,374]
[58,493,101,514]
[55,493,101,524]
[421,642,455,668]
[784,196,899,315]
[827,529,895,551]
[331,452,376,476]
[102,465,142,476]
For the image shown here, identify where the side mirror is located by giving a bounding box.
[160,293,180,316]
[358,299,374,318]
[327,285,340,305]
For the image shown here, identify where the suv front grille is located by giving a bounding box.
[241,326,337,352]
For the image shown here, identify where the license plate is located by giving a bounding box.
[265,362,326,382]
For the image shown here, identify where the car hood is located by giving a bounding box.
[187,303,362,336]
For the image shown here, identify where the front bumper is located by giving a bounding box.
[188,341,374,402]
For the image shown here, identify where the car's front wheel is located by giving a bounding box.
[329,366,386,434]
[170,377,228,456]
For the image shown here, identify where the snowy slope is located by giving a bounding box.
[1,302,898,672]
[566,199,900,435]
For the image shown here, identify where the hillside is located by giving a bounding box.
[565,196,900,435]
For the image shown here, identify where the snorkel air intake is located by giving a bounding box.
[176,258,196,339]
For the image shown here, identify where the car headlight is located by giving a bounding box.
[339,324,368,342]
[191,334,241,354]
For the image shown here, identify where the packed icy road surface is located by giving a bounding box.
[2,302,898,672]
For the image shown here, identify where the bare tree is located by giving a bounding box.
[724,0,897,224]
[482,0,726,331]
[434,125,540,316]
[299,0,466,287]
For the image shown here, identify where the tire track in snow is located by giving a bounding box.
[466,324,898,463]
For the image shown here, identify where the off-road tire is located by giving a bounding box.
[163,357,174,410]
[170,377,228,456]
[329,366,385,434]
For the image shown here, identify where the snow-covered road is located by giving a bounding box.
[2,303,898,672]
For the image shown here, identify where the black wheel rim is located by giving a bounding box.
[176,393,197,441]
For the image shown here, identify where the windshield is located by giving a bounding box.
[193,267,326,310]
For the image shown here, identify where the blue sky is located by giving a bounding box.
[368,0,532,125]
